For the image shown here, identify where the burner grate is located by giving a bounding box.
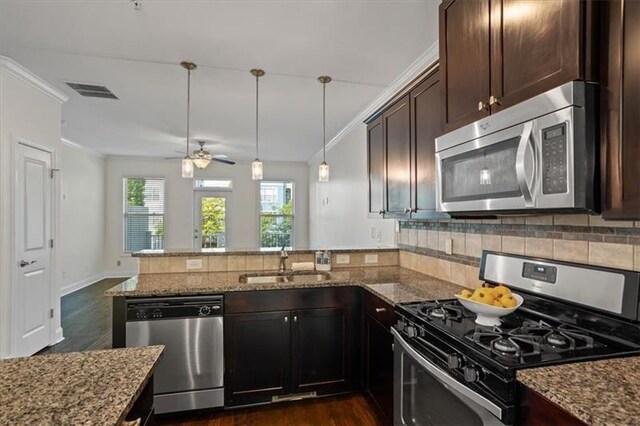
[418,300,465,322]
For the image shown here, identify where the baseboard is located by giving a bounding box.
[53,327,64,344]
[59,272,107,296]
[104,270,137,279]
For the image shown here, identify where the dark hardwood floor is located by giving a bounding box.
[37,278,122,354]
[155,393,387,426]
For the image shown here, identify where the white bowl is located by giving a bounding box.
[454,293,523,326]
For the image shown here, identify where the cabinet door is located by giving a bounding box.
[367,117,386,217]
[490,0,583,112]
[225,311,291,405]
[291,307,350,394]
[411,69,442,218]
[364,315,394,424]
[440,0,491,132]
[601,0,640,218]
[383,94,412,215]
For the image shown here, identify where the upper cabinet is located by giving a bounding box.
[601,0,640,219]
[366,67,443,219]
[440,0,595,132]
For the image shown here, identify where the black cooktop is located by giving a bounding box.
[397,298,640,370]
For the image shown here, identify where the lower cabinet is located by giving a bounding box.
[363,291,395,424]
[224,288,357,406]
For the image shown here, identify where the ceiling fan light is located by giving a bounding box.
[252,159,263,180]
[192,157,211,169]
[182,156,194,178]
[319,161,329,182]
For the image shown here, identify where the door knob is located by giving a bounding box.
[19,260,36,268]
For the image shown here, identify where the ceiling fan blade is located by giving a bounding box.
[212,158,236,165]
[212,153,229,159]
[164,156,183,160]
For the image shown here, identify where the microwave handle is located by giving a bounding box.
[516,121,535,207]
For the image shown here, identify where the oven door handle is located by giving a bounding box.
[391,328,504,420]
[515,121,535,207]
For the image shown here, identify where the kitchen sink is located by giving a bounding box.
[239,271,331,284]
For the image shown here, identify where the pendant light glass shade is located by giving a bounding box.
[182,156,194,178]
[192,156,211,169]
[251,68,265,181]
[318,161,329,182]
[252,159,263,180]
[318,76,331,182]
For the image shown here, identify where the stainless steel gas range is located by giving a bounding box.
[393,251,640,425]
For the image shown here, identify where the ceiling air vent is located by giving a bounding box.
[65,82,118,99]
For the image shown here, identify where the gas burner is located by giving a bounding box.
[513,320,596,353]
[493,338,518,354]
[418,301,464,322]
[466,326,542,360]
[545,332,569,348]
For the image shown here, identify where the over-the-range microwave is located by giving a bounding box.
[435,81,598,215]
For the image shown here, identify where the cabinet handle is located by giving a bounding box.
[379,210,385,215]
[375,307,387,313]
[294,316,298,322]
[404,207,411,214]
[284,316,288,322]
[478,101,489,111]
[489,95,501,106]
[411,207,417,213]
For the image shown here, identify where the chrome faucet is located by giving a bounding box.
[279,245,289,274]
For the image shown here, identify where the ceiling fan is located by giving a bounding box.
[165,140,236,166]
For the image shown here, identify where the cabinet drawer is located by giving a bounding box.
[364,290,394,328]
[225,287,355,314]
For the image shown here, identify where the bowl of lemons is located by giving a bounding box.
[454,285,523,326]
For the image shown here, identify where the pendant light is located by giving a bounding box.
[181,61,196,178]
[318,75,331,182]
[251,68,265,180]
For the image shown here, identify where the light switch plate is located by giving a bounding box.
[336,254,350,264]
[444,238,453,255]
[186,259,203,270]
[365,254,378,264]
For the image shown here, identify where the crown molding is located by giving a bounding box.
[0,55,69,103]
[61,138,106,158]
[307,40,439,164]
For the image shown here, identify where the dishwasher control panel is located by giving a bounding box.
[126,295,223,320]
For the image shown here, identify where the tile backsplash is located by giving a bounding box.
[398,215,640,275]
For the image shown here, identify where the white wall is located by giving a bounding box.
[59,141,106,295]
[0,58,67,358]
[308,124,397,249]
[105,157,309,274]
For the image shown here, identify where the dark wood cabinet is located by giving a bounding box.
[440,0,491,131]
[363,292,394,424]
[440,0,594,132]
[601,0,640,219]
[410,69,443,219]
[383,94,412,215]
[224,311,291,404]
[518,384,587,425]
[292,307,350,393]
[224,288,357,406]
[367,116,385,217]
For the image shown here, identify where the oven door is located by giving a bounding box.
[436,121,537,213]
[392,328,507,426]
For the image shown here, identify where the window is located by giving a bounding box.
[194,179,233,189]
[123,177,165,252]
[259,181,294,248]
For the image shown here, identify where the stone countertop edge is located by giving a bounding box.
[517,355,640,426]
[131,247,400,257]
[104,266,464,306]
[0,345,164,426]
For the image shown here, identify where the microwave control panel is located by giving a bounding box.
[541,123,568,194]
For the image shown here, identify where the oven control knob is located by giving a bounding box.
[406,325,417,338]
[198,306,211,316]
[463,366,482,383]
[447,353,463,369]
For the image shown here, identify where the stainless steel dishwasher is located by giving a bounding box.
[125,295,224,414]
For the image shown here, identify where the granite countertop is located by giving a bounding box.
[132,247,398,257]
[0,346,164,426]
[105,266,463,305]
[518,356,640,425]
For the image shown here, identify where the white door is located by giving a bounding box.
[194,192,229,249]
[14,143,53,357]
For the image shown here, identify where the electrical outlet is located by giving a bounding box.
[62,269,67,278]
[336,254,350,264]
[445,238,453,255]
[116,260,121,267]
[365,254,378,264]
[371,227,376,239]
[376,230,382,242]
[186,259,203,270]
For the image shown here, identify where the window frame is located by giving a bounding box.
[122,176,166,254]
[257,180,295,249]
